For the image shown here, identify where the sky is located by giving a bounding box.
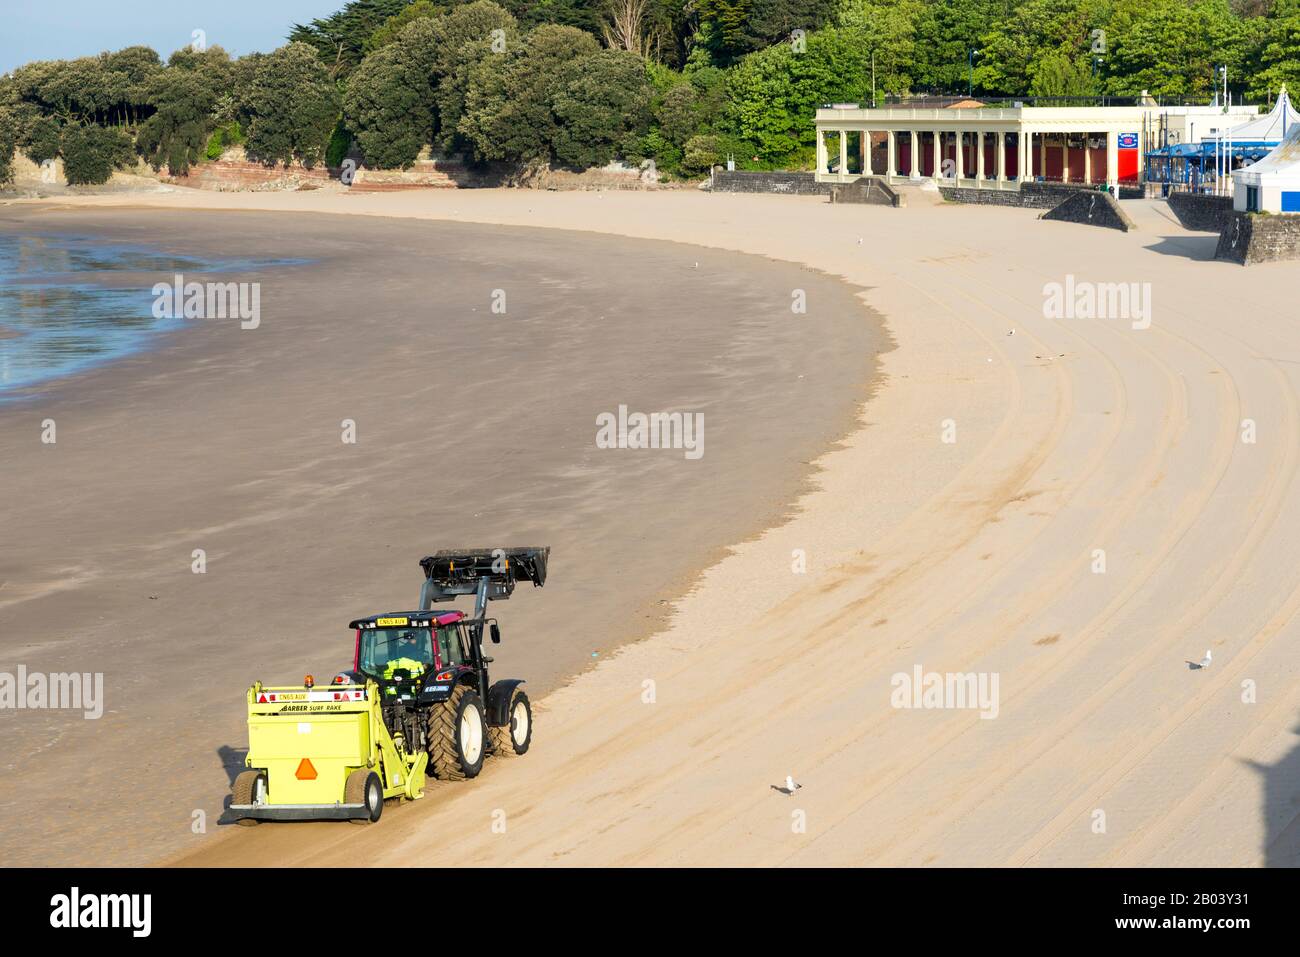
[0,0,348,73]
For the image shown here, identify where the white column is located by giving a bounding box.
[1106,130,1119,188]
[996,131,1006,182]
[976,131,986,184]
[838,130,848,182]
[910,130,920,179]
[1039,133,1046,181]
[955,131,965,180]
[816,130,827,177]
[886,131,896,178]
[1084,136,1092,184]
[932,131,941,180]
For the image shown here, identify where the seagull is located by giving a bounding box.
[785,775,801,794]
[1007,329,1015,336]
[1199,649,1212,668]
[857,237,863,245]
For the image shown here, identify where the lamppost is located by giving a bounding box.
[968,48,980,98]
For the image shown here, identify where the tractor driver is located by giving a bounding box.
[382,630,432,682]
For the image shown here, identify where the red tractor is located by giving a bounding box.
[334,548,548,781]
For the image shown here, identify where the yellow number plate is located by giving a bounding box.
[376,617,409,627]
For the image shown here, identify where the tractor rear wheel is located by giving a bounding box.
[489,689,533,757]
[345,769,383,824]
[231,770,266,827]
[426,685,486,781]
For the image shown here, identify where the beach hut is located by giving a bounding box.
[1231,118,1300,212]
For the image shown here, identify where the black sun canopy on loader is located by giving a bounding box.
[418,547,550,615]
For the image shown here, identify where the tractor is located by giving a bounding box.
[228,547,547,824]
[336,547,546,781]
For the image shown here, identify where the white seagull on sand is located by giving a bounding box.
[785,775,801,794]
[1198,649,1212,668]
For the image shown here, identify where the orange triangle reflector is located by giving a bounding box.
[295,758,317,780]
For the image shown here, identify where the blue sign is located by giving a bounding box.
[1118,132,1139,149]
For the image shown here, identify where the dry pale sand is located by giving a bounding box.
[12,186,1300,867]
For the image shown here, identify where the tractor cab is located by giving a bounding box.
[347,611,471,706]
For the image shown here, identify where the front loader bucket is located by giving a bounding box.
[418,546,549,609]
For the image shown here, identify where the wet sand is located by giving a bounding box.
[0,206,883,865]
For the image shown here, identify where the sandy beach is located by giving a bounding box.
[0,203,879,865]
[4,187,1298,867]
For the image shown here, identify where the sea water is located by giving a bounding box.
[0,234,301,397]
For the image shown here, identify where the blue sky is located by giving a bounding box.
[0,1,348,73]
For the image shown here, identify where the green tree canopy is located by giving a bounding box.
[459,24,602,163]
[549,49,654,167]
[244,42,340,166]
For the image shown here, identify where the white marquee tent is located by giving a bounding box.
[1209,87,1299,147]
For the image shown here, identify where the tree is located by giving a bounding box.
[602,0,657,56]
[0,114,15,186]
[1246,0,1300,100]
[725,24,891,163]
[460,24,601,162]
[1103,0,1247,97]
[61,124,134,185]
[836,0,922,99]
[343,20,440,168]
[100,46,164,126]
[747,0,839,48]
[290,0,412,78]
[427,2,521,153]
[21,115,63,165]
[911,0,1008,93]
[974,0,1103,96]
[549,49,653,168]
[135,47,233,174]
[244,43,340,166]
[1030,50,1096,96]
[695,0,757,63]
[499,0,604,34]
[366,0,447,50]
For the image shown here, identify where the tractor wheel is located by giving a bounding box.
[489,689,533,758]
[231,770,266,827]
[345,769,383,824]
[426,685,486,781]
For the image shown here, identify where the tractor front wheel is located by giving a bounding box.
[426,685,486,781]
[346,769,383,824]
[489,689,533,757]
